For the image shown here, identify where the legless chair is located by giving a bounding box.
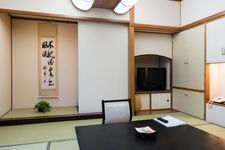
[102,99,132,124]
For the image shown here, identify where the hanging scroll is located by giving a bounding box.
[40,37,57,89]
[38,23,58,97]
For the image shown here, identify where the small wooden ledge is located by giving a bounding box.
[133,23,180,34]
[135,89,171,94]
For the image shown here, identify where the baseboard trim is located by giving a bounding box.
[0,113,102,126]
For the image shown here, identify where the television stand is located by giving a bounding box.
[135,90,171,113]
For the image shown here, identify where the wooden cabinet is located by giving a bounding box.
[136,92,171,111]
[173,89,204,119]
[151,93,171,110]
[207,17,225,63]
[173,25,205,90]
[135,94,150,110]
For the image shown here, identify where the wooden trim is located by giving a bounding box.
[134,23,180,34]
[205,64,210,102]
[206,102,225,107]
[10,14,13,110]
[149,94,152,114]
[129,7,135,114]
[204,23,210,119]
[206,61,225,64]
[151,108,173,111]
[181,10,225,31]
[135,90,171,94]
[135,54,172,60]
[204,23,207,120]
[150,109,177,114]
[173,87,205,93]
[170,59,173,111]
[0,8,129,25]
[12,16,78,24]
[77,16,129,24]
[0,113,102,126]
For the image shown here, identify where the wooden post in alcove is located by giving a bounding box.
[129,7,135,114]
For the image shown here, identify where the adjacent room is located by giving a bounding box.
[0,0,225,150]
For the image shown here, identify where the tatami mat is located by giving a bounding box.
[0,112,224,150]
[133,112,207,126]
[0,142,47,150]
[195,123,225,139]
[1,107,78,119]
[50,140,79,150]
[0,121,77,146]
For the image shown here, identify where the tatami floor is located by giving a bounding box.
[1,107,78,119]
[0,112,225,150]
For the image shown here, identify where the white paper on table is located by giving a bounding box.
[154,115,186,127]
[135,126,156,134]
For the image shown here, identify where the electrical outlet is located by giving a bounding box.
[221,47,225,55]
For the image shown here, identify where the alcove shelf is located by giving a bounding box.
[135,54,171,92]
[135,89,171,94]
[134,54,172,112]
[205,63,225,127]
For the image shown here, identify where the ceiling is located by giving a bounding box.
[92,0,182,10]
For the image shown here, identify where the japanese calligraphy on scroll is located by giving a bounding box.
[40,37,57,89]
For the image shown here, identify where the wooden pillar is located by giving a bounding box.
[129,7,135,114]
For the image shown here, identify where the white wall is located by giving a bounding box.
[0,0,129,21]
[206,17,225,63]
[209,63,225,100]
[135,32,172,58]
[181,0,225,26]
[0,13,11,116]
[12,19,78,109]
[135,0,180,27]
[78,21,128,113]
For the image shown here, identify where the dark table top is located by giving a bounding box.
[75,119,225,150]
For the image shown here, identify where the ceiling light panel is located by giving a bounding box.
[72,0,95,11]
[114,0,139,14]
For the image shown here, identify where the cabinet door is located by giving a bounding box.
[186,25,205,90]
[173,25,205,90]
[136,94,150,110]
[207,17,225,63]
[173,33,187,88]
[172,89,186,112]
[151,93,171,110]
[173,89,204,119]
[186,91,204,119]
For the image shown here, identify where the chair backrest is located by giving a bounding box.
[102,99,132,124]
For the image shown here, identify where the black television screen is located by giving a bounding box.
[147,67,166,91]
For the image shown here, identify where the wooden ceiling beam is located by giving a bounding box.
[134,23,180,34]
[93,0,121,9]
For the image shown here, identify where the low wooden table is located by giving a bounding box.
[75,119,225,150]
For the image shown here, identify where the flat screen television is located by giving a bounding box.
[147,67,166,91]
[136,67,166,91]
